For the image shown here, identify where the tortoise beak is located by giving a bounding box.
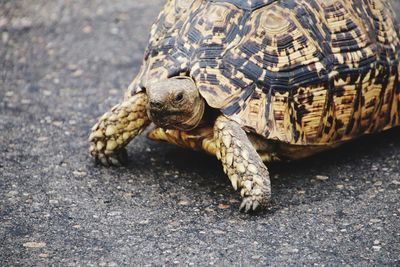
[146,106,186,130]
[146,104,166,127]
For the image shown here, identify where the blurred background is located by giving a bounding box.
[1,1,400,266]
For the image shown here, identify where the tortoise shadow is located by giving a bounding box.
[264,126,400,212]
[122,127,400,215]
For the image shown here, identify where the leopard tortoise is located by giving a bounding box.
[89,0,400,212]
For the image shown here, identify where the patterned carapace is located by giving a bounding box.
[127,0,400,146]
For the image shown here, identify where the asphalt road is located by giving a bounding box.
[1,1,400,266]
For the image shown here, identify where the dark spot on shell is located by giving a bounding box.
[335,119,344,130]
[335,87,345,97]
[327,116,333,125]
[307,93,314,105]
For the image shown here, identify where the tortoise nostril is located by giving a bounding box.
[150,100,163,110]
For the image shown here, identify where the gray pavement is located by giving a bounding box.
[1,1,399,266]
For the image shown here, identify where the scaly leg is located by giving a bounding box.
[214,116,271,212]
[89,92,150,166]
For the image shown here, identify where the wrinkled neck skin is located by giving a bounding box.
[146,77,206,131]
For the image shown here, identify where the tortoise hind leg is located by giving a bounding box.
[89,92,150,166]
[214,116,271,212]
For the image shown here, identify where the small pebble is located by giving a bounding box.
[0,18,8,28]
[2,31,8,43]
[71,69,83,77]
[336,184,344,189]
[12,17,32,30]
[370,218,381,223]
[49,199,58,204]
[7,191,18,196]
[37,136,48,142]
[108,211,122,216]
[82,25,92,33]
[372,245,381,251]
[218,203,230,209]
[52,121,63,127]
[315,175,329,181]
[73,170,87,177]
[23,242,46,248]
[205,207,215,213]
[109,89,119,95]
[110,27,119,35]
[67,64,78,71]
[42,90,51,96]
[178,200,190,206]
[213,229,225,235]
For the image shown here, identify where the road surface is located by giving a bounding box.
[1,1,399,266]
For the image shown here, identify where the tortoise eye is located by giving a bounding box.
[175,92,184,103]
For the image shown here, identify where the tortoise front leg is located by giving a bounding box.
[214,116,271,212]
[89,92,150,166]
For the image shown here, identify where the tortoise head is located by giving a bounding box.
[146,77,205,131]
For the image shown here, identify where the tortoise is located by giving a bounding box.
[89,0,400,212]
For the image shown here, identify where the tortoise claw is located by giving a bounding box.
[92,148,127,167]
[239,197,262,213]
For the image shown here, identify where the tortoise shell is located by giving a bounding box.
[127,0,400,145]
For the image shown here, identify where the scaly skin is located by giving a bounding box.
[214,116,271,212]
[89,92,150,166]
